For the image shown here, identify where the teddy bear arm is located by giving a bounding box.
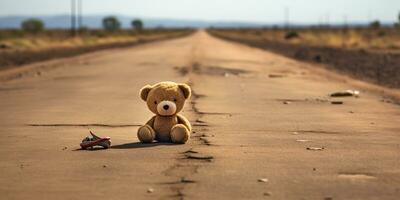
[177,114,192,132]
[145,116,156,128]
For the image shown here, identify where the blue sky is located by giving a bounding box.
[0,0,399,24]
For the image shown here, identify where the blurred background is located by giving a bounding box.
[0,0,400,28]
[0,0,399,87]
[0,0,399,28]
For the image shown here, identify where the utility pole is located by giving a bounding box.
[70,0,76,36]
[342,15,348,47]
[325,13,330,27]
[77,0,82,30]
[318,15,323,28]
[367,10,372,23]
[284,6,290,29]
[70,0,82,36]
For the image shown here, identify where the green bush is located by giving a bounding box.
[398,12,400,23]
[131,19,144,31]
[21,18,45,34]
[284,31,299,40]
[396,12,400,28]
[369,20,381,29]
[102,16,121,32]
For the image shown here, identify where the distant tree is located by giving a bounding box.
[395,12,400,28]
[369,20,381,29]
[102,16,121,31]
[398,11,400,23]
[21,18,44,34]
[131,19,144,31]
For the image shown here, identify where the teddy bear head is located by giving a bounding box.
[140,81,191,116]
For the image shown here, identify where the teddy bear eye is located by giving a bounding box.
[154,101,157,104]
[173,98,177,102]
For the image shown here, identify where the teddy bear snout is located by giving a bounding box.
[163,105,169,110]
[157,100,176,116]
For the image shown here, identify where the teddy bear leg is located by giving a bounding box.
[137,125,156,143]
[170,124,190,144]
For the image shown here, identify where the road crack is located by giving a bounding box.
[27,123,141,128]
[161,62,215,199]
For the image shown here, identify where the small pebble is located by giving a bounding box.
[258,178,269,183]
[331,101,343,105]
[306,147,324,151]
[296,139,310,142]
[263,192,272,196]
[147,188,154,193]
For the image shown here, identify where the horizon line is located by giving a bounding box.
[0,14,397,25]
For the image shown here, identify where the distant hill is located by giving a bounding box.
[0,15,267,29]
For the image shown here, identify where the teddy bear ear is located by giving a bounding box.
[178,83,191,99]
[140,85,153,101]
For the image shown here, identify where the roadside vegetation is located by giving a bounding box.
[0,17,193,68]
[208,15,400,88]
[209,26,400,52]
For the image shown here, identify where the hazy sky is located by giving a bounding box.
[0,0,399,24]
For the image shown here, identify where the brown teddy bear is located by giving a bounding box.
[137,81,192,144]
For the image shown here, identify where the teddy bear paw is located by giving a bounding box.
[137,125,155,143]
[171,124,190,144]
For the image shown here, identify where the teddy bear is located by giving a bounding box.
[137,81,192,144]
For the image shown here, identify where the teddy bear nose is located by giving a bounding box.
[163,105,169,110]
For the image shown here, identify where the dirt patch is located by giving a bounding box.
[268,74,286,78]
[184,153,214,162]
[209,30,400,88]
[195,65,249,76]
[175,62,250,77]
[174,66,190,76]
[160,177,197,185]
[199,137,212,146]
[275,98,329,104]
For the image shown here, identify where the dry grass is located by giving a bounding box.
[208,28,400,88]
[0,29,190,52]
[0,29,193,68]
[211,28,400,52]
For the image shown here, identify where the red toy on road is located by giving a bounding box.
[80,131,111,149]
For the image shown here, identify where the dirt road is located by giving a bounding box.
[0,31,399,200]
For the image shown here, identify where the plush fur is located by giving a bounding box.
[137,81,192,144]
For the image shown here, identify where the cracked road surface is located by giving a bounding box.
[0,31,399,200]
